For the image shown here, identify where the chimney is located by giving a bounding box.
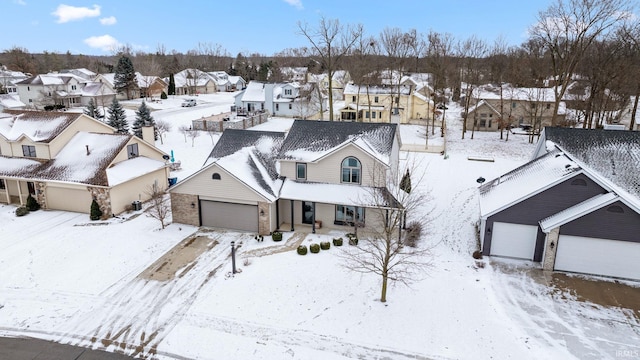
[85,145,90,155]
[141,125,155,143]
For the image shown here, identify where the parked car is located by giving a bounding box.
[181,98,196,107]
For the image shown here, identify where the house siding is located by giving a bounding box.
[173,165,266,204]
[109,166,170,214]
[482,174,607,261]
[560,201,640,243]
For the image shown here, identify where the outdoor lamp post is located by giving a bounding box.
[231,241,237,274]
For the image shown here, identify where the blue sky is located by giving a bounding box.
[3,0,556,56]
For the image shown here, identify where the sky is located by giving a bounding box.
[2,0,557,56]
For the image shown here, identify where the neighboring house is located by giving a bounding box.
[234,81,326,119]
[61,68,97,81]
[0,110,170,217]
[479,127,640,281]
[308,70,351,100]
[209,71,246,92]
[0,67,28,95]
[171,69,217,95]
[464,85,567,131]
[0,94,26,111]
[170,120,402,235]
[136,73,168,99]
[340,83,433,124]
[17,72,115,109]
[280,67,309,83]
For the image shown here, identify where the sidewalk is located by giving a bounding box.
[0,337,135,360]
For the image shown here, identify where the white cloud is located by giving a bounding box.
[52,4,101,23]
[283,0,303,10]
[84,34,120,52]
[13,0,26,5]
[100,16,117,25]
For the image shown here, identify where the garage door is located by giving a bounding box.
[555,235,640,281]
[490,222,538,260]
[46,186,92,213]
[200,200,258,232]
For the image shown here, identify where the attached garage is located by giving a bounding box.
[554,235,640,281]
[46,186,92,213]
[490,222,539,260]
[200,200,258,232]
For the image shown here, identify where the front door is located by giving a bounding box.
[302,201,314,224]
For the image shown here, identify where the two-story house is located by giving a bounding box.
[16,72,115,109]
[234,81,326,119]
[209,71,246,92]
[340,83,433,124]
[0,110,170,217]
[464,85,567,131]
[170,69,217,95]
[170,120,402,235]
[0,67,29,95]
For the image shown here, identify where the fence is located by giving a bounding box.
[191,112,269,132]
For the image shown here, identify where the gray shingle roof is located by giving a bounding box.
[542,127,640,198]
[278,120,397,161]
[207,129,285,160]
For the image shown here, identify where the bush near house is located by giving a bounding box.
[309,243,320,253]
[90,199,103,221]
[346,233,358,245]
[297,245,308,255]
[272,231,283,241]
[320,241,331,250]
[15,206,29,217]
[26,194,40,211]
[332,237,343,246]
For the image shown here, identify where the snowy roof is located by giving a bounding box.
[479,149,584,218]
[173,69,214,87]
[0,111,79,142]
[467,100,501,116]
[106,156,167,186]
[280,179,400,208]
[344,103,385,111]
[135,72,165,88]
[81,82,115,97]
[278,120,397,165]
[206,129,285,163]
[0,156,42,177]
[35,132,130,186]
[215,148,282,201]
[344,83,412,96]
[539,127,640,200]
[539,192,618,232]
[0,94,25,109]
[240,81,265,102]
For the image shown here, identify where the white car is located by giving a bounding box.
[181,98,196,107]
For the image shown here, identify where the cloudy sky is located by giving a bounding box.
[4,0,555,56]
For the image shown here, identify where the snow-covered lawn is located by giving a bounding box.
[0,96,638,360]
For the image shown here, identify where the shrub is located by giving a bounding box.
[346,233,358,246]
[320,241,331,250]
[90,199,103,220]
[44,105,55,111]
[404,221,422,248]
[160,91,168,99]
[15,206,29,217]
[332,237,343,246]
[271,231,283,241]
[26,194,40,211]
[297,245,308,255]
[309,243,320,253]
[472,250,483,259]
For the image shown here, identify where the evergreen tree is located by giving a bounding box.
[400,169,412,194]
[114,55,137,100]
[107,97,129,134]
[90,199,103,220]
[83,98,103,120]
[168,73,176,95]
[26,194,40,211]
[132,101,157,140]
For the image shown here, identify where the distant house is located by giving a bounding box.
[0,94,26,111]
[280,67,309,83]
[464,85,567,131]
[170,120,402,235]
[479,127,640,281]
[208,71,246,92]
[340,83,433,124]
[0,110,170,217]
[0,67,29,95]
[234,81,326,119]
[308,70,351,100]
[171,69,217,95]
[18,71,116,109]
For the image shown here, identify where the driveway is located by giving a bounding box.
[0,337,135,359]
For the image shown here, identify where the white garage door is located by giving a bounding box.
[555,235,640,281]
[490,222,538,260]
[200,200,258,232]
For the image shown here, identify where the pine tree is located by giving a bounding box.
[114,55,137,100]
[83,98,103,120]
[90,199,103,220]
[107,97,129,134]
[400,169,412,194]
[132,101,157,139]
[168,73,176,95]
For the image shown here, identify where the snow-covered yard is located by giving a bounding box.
[0,95,638,360]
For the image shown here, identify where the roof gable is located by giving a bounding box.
[0,110,79,142]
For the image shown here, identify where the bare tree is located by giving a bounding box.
[145,184,170,230]
[379,27,414,124]
[457,36,488,139]
[155,119,172,145]
[339,161,432,303]
[529,0,632,126]
[178,125,190,143]
[298,17,363,121]
[187,129,200,147]
[426,31,455,137]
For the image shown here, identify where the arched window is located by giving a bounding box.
[212,173,221,180]
[571,178,587,186]
[341,157,361,184]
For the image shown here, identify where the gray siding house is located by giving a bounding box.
[479,127,640,281]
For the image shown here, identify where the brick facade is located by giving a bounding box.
[171,193,200,226]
